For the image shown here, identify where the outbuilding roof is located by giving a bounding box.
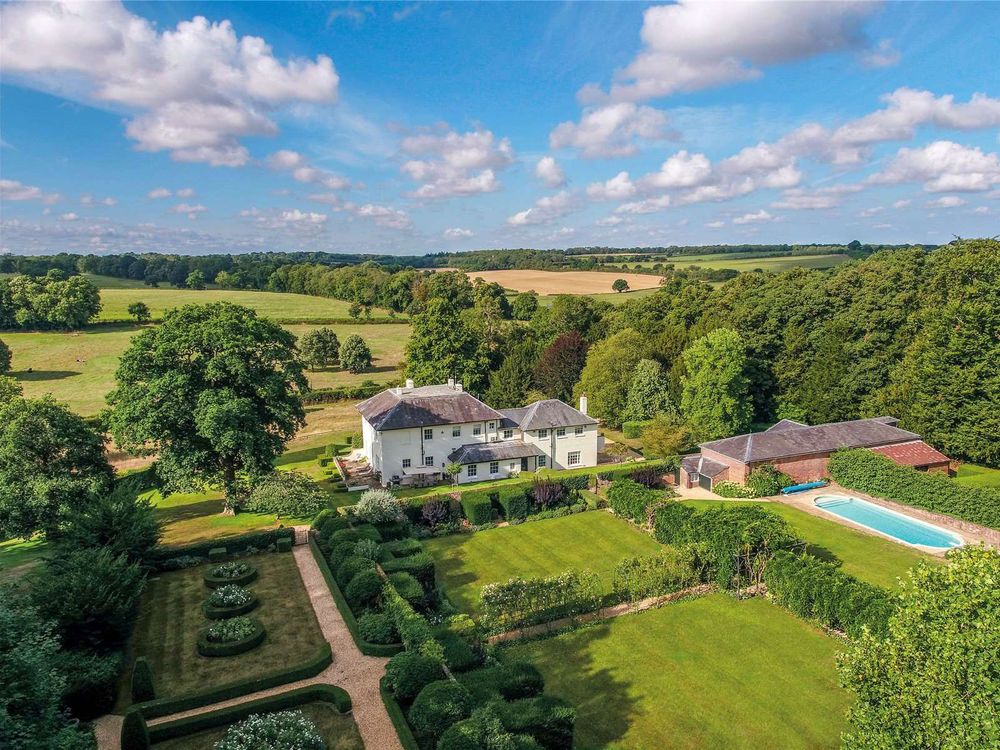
[700,417,921,464]
[447,441,544,465]
[680,453,729,477]
[870,440,951,467]
[499,399,597,431]
[357,384,502,431]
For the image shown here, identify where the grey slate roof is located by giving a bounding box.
[681,453,729,477]
[448,441,544,465]
[499,399,597,431]
[701,417,919,464]
[357,385,502,431]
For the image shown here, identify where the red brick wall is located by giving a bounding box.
[765,453,831,483]
[701,448,747,483]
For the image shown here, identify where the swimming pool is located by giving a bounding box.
[814,495,963,549]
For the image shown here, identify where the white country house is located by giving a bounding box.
[357,379,598,486]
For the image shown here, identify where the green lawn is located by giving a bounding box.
[151,701,363,750]
[506,594,851,750]
[120,551,326,710]
[423,512,661,615]
[0,536,47,581]
[4,322,408,415]
[954,463,1000,488]
[683,500,934,589]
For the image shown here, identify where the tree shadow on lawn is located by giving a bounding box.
[153,498,227,525]
[801,543,840,565]
[11,369,80,381]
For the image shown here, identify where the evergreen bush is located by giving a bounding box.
[408,680,473,741]
[130,656,155,703]
[358,611,400,644]
[385,651,444,702]
[345,569,383,611]
[460,492,493,525]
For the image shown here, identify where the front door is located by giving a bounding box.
[521,457,529,472]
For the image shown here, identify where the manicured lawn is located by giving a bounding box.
[506,594,851,750]
[423,512,661,615]
[121,551,326,709]
[954,463,1000,488]
[683,499,935,589]
[151,701,363,750]
[0,536,47,581]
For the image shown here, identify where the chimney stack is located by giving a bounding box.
[579,394,588,415]
[456,382,463,392]
[448,377,455,389]
[405,378,414,389]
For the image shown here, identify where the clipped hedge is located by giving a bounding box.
[196,617,266,657]
[388,572,425,609]
[121,707,150,750]
[828,448,1000,529]
[382,538,424,558]
[460,491,493,525]
[607,478,658,525]
[597,459,674,486]
[384,582,438,655]
[147,528,294,569]
[497,486,530,521]
[456,662,544,705]
[385,651,445,702]
[202,590,259,620]
[381,552,436,590]
[408,680,473,743]
[497,695,576,750]
[764,550,895,638]
[380,675,421,750]
[203,562,258,589]
[130,656,155,703]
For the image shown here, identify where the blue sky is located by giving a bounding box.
[1,1,998,255]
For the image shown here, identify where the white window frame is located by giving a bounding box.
[452,426,461,437]
[567,451,581,466]
[537,455,547,468]
[574,426,584,436]
[556,427,566,437]
[488,421,495,430]
[467,464,477,477]
[538,429,548,438]
[473,425,482,436]
[489,461,499,475]
[424,455,434,467]
[502,429,513,439]
[402,458,411,469]
[509,462,517,472]
[423,428,433,441]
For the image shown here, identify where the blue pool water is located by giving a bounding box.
[814,495,963,549]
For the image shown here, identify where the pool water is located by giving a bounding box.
[814,495,963,549]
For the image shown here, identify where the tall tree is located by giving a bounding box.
[340,334,372,374]
[405,297,489,391]
[484,341,539,408]
[680,328,752,440]
[623,358,674,422]
[299,327,340,370]
[640,413,693,458]
[533,330,589,403]
[185,269,206,290]
[0,396,112,539]
[839,545,999,750]
[0,338,10,373]
[511,291,539,321]
[107,303,306,512]
[575,329,647,428]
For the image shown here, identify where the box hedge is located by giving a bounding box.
[457,662,544,705]
[408,680,473,742]
[130,656,155,703]
[146,528,294,568]
[121,707,150,750]
[460,492,494,525]
[496,487,530,521]
[388,572,425,609]
[498,695,576,750]
[381,552,436,590]
[385,651,445,702]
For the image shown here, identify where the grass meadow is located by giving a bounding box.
[423,512,661,615]
[506,593,850,750]
[605,252,850,273]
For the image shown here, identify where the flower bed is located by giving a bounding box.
[202,585,259,620]
[197,616,266,657]
[204,561,258,589]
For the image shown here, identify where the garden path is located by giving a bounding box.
[93,532,401,750]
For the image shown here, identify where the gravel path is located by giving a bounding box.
[95,534,401,750]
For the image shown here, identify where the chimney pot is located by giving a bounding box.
[447,377,455,389]
[456,382,463,392]
[579,394,588,415]
[405,378,414,389]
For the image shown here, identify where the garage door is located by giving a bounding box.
[699,474,713,491]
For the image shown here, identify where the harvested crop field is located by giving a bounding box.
[462,269,662,295]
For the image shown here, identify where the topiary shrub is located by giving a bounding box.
[460,492,493,525]
[120,706,150,750]
[381,552,436,590]
[215,709,324,750]
[336,555,376,588]
[208,547,227,562]
[203,584,258,619]
[385,651,444,702]
[276,537,292,553]
[355,488,405,525]
[497,695,576,750]
[497,487,530,521]
[204,560,257,588]
[409,680,473,741]
[459,662,544,704]
[345,569,383,611]
[388,571,425,609]
[354,538,381,561]
[435,628,482,672]
[314,511,352,538]
[607,478,656,524]
[130,656,155,703]
[331,540,361,565]
[358,611,400,645]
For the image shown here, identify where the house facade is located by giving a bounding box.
[357,379,598,486]
[679,417,952,491]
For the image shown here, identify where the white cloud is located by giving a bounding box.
[355,203,413,230]
[871,141,1000,192]
[171,202,207,219]
[534,156,566,188]
[507,191,575,226]
[925,195,965,209]
[862,39,901,68]
[148,187,172,200]
[266,149,350,190]
[550,102,670,158]
[615,194,672,215]
[586,171,636,201]
[733,209,776,225]
[638,150,712,190]
[79,194,115,206]
[393,4,421,22]
[582,1,876,104]
[1,178,60,204]
[58,212,79,222]
[443,227,473,239]
[892,199,912,209]
[706,220,726,228]
[0,1,338,166]
[973,206,990,215]
[859,206,885,217]
[401,128,513,198]
[176,187,196,198]
[596,215,625,227]
[771,184,861,210]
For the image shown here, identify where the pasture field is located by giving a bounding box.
[610,252,849,273]
[462,269,663,295]
[3,322,409,415]
[683,499,934,589]
[423,512,661,614]
[506,593,850,749]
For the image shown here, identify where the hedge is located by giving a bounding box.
[385,651,445,702]
[497,695,576,750]
[147,528,294,568]
[203,563,258,589]
[121,707,150,750]
[383,582,438,655]
[381,552,436,590]
[380,675,421,750]
[382,538,424,558]
[828,448,1000,529]
[607,478,659,525]
[202,591,260,620]
[130,656,155,703]
[196,618,267,657]
[301,380,401,405]
[497,486,530,521]
[133,641,332,719]
[388,572,425,609]
[764,550,895,638]
[460,491,494,525]
[141,685,351,745]
[622,420,651,439]
[456,662,544,705]
[597,459,675,485]
[307,535,403,657]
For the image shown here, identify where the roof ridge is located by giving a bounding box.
[744,433,753,463]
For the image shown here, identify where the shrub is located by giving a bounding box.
[622,420,650,439]
[276,537,292,553]
[652,502,695,544]
[354,538,381,561]
[332,540,361,565]
[331,525,383,544]
[711,481,755,498]
[55,481,161,564]
[421,498,451,527]
[215,710,324,750]
[385,651,444,702]
[607,478,656,525]
[828,448,1000,529]
[358,611,400,644]
[745,464,793,497]
[314,511,351,538]
[434,628,482,672]
[409,680,473,740]
[629,465,664,489]
[383,584,439,656]
[336,555,377,588]
[212,560,254,579]
[345,569,383,611]
[388,571,425,608]
[382,538,423,558]
[355,488,405,524]
[498,695,576,750]
[121,707,150,750]
[59,648,122,719]
[381,551,436,590]
[460,492,493,525]
[560,475,590,495]
[130,656,155,703]
[481,571,602,633]
[209,547,227,561]
[497,487,530,521]
[458,662,544,704]
[529,479,565,509]
[205,616,258,643]
[612,548,698,603]
[206,584,254,609]
[244,471,328,517]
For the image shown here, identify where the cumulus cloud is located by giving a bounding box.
[507,191,575,226]
[400,127,513,199]
[0,1,339,166]
[266,149,350,190]
[1,178,60,204]
[355,203,413,230]
[58,212,79,222]
[870,141,1000,192]
[534,156,566,188]
[771,184,862,210]
[733,209,776,225]
[925,195,965,209]
[80,194,117,206]
[615,194,672,215]
[706,220,726,228]
[171,202,207,219]
[586,172,636,201]
[148,187,172,199]
[176,187,196,198]
[550,102,670,158]
[973,205,990,215]
[892,199,912,209]
[443,227,473,239]
[862,39,901,68]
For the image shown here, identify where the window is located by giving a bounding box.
[509,462,517,472]
[467,464,477,477]
[473,425,482,436]
[574,426,584,436]
[488,421,495,430]
[490,436,499,442]
[538,429,548,438]
[502,429,513,439]
[568,451,581,466]
[489,461,499,475]
[538,455,547,468]
[424,455,434,467]
[402,458,411,469]
[690,472,700,482]
[556,427,566,437]
[452,427,461,437]
[423,428,433,441]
